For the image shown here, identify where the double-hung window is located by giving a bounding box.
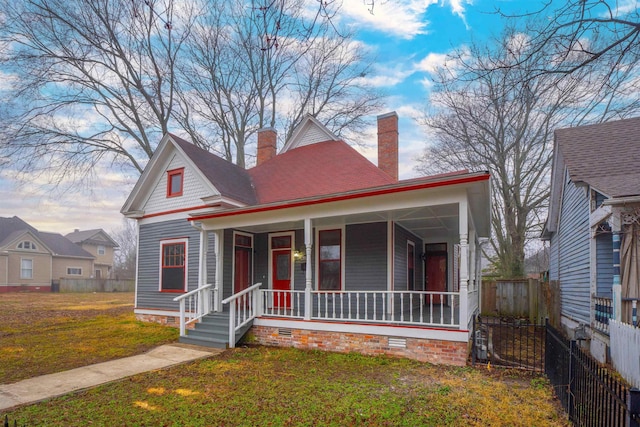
[160,239,187,292]
[318,229,342,291]
[21,259,33,279]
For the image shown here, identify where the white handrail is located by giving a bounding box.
[173,283,214,336]
[221,282,262,304]
[222,282,262,347]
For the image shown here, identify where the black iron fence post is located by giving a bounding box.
[629,388,640,427]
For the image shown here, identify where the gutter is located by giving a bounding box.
[190,172,490,222]
[603,195,640,206]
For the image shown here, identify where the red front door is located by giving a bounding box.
[272,249,291,309]
[426,252,447,304]
[234,247,251,294]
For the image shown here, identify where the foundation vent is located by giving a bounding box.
[388,337,407,348]
[278,328,292,337]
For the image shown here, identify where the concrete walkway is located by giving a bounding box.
[0,344,221,411]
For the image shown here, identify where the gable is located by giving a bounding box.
[280,115,338,153]
[121,134,256,218]
[143,152,215,215]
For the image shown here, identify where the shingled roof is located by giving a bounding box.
[555,116,640,198]
[248,140,396,204]
[0,216,94,258]
[171,134,257,205]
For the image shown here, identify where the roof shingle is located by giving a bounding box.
[248,140,396,204]
[555,116,640,198]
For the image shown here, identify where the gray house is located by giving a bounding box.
[122,112,491,365]
[542,116,640,363]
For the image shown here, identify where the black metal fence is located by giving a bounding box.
[545,319,640,427]
[472,315,545,371]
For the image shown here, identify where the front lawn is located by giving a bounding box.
[0,292,178,383]
[4,346,569,426]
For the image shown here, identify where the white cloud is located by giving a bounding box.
[414,52,450,73]
[339,0,436,39]
[444,0,473,27]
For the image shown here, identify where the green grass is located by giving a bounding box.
[0,292,178,383]
[4,346,569,427]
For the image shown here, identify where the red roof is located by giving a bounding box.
[248,140,396,204]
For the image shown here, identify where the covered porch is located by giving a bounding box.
[175,174,490,363]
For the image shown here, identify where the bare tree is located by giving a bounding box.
[111,219,137,280]
[498,0,640,122]
[175,0,381,167]
[0,0,195,185]
[417,31,586,277]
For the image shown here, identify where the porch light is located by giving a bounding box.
[293,248,306,261]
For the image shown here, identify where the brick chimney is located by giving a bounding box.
[257,127,277,166]
[377,112,398,181]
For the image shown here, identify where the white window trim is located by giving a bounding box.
[407,240,415,291]
[158,238,189,292]
[268,231,295,291]
[97,245,106,256]
[17,241,37,251]
[20,258,33,279]
[232,231,254,293]
[67,267,83,276]
[315,225,346,291]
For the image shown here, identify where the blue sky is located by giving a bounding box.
[1,0,546,233]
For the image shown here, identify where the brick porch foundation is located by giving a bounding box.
[247,325,468,366]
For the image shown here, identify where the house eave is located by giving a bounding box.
[190,171,490,224]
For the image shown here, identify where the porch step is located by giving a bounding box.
[178,311,252,349]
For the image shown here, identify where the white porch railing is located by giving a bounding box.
[173,283,216,336]
[261,290,306,319]
[260,289,460,328]
[221,282,262,348]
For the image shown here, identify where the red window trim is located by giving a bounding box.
[167,168,184,198]
[160,241,187,293]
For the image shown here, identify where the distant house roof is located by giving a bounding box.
[555,116,640,198]
[65,229,118,247]
[248,140,395,204]
[0,216,94,258]
[39,232,94,258]
[0,216,38,247]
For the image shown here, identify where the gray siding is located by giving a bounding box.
[549,233,559,281]
[345,223,388,291]
[596,232,613,297]
[137,220,214,311]
[556,172,591,324]
[394,224,424,291]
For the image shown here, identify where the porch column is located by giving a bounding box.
[304,218,313,320]
[198,228,209,313]
[459,201,469,330]
[613,230,622,322]
[213,230,223,312]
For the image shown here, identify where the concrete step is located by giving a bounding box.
[187,328,229,342]
[179,335,228,349]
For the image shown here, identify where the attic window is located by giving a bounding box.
[17,241,37,250]
[167,168,184,198]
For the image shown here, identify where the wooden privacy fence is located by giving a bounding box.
[481,279,546,322]
[55,279,134,293]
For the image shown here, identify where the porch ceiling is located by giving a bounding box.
[232,203,460,240]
